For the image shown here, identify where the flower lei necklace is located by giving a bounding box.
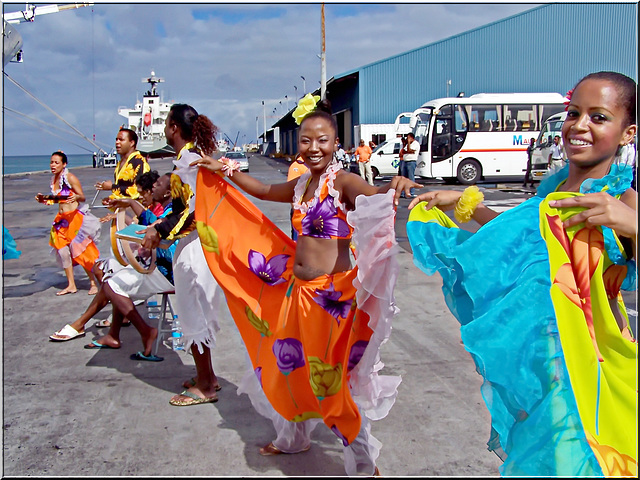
[51,167,71,195]
[292,162,344,214]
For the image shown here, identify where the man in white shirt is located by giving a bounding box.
[400,132,420,197]
[547,135,565,170]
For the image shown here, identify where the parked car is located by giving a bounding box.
[369,138,403,178]
[225,151,249,172]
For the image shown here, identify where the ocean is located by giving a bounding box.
[2,154,95,176]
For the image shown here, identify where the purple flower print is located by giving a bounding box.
[313,283,352,323]
[301,196,350,239]
[254,367,263,387]
[331,425,349,446]
[273,338,305,375]
[248,250,290,286]
[347,340,369,371]
[52,218,69,231]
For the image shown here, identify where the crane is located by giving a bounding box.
[3,2,93,66]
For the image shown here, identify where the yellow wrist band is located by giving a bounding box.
[454,186,484,223]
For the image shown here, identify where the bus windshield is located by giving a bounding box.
[414,111,432,148]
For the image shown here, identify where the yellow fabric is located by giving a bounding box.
[540,192,637,476]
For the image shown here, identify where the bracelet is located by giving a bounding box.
[220,157,240,177]
[454,186,484,223]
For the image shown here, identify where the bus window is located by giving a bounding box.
[504,104,536,132]
[540,104,565,125]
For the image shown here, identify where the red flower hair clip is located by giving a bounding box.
[564,89,573,111]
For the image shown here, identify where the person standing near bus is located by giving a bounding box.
[547,135,565,170]
[522,137,536,188]
[401,132,420,197]
[355,139,374,185]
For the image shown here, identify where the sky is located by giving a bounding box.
[2,2,539,157]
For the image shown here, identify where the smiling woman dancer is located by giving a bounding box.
[192,95,420,476]
[35,151,100,296]
[405,71,637,476]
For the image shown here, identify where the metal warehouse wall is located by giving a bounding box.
[357,3,637,125]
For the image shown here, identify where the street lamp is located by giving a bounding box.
[294,85,298,100]
[285,95,289,111]
[300,76,306,94]
[262,101,266,147]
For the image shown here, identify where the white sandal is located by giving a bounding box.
[49,324,85,342]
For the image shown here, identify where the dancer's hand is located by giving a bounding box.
[388,176,422,205]
[408,190,462,211]
[190,155,224,172]
[550,192,637,239]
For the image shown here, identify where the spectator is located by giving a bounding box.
[355,139,374,185]
[547,135,565,170]
[523,137,536,188]
[401,132,420,197]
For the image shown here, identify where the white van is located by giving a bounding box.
[530,111,567,181]
[369,137,403,178]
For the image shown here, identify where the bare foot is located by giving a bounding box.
[183,376,222,391]
[84,335,121,349]
[88,285,99,295]
[56,287,77,296]
[141,327,158,357]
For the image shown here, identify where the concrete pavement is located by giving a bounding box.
[2,155,503,476]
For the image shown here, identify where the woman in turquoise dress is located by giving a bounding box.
[406,71,637,476]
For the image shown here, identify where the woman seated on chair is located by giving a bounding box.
[49,172,175,362]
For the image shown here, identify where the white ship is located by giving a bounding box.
[118,71,174,157]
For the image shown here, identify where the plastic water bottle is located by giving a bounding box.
[147,295,160,321]
[171,315,184,351]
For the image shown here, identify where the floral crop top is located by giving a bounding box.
[291,162,353,239]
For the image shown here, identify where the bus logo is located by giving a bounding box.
[513,135,525,145]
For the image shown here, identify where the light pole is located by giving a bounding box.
[262,101,266,148]
[320,3,326,100]
[294,85,298,100]
[285,95,289,111]
[255,116,259,146]
[300,76,306,94]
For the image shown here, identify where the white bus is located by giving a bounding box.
[394,92,567,184]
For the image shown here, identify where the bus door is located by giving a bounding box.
[431,105,467,163]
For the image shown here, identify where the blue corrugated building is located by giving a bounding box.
[272,3,637,155]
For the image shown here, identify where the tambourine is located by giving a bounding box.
[40,194,70,203]
[110,208,156,274]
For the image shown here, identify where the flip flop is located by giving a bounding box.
[49,324,85,342]
[130,351,164,362]
[258,442,311,456]
[94,319,111,328]
[169,390,217,406]
[84,339,119,349]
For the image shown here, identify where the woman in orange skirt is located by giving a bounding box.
[36,151,100,296]
[192,96,420,475]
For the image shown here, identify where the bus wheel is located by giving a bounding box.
[457,159,481,185]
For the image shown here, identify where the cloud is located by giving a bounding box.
[2,2,536,156]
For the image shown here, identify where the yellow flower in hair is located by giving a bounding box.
[293,93,321,125]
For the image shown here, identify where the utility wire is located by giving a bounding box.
[4,108,96,153]
[4,106,112,152]
[4,71,107,154]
